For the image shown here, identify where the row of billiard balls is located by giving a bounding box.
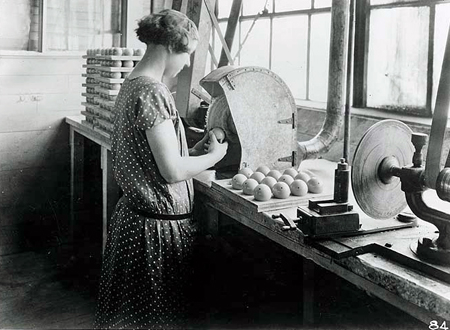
[231,166,324,201]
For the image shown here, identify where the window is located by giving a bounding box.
[210,0,332,103]
[354,0,450,117]
[212,0,450,118]
[0,0,122,52]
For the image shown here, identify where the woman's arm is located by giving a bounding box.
[146,119,228,183]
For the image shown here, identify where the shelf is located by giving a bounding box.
[82,73,101,78]
[81,92,98,97]
[95,97,116,108]
[95,87,120,96]
[96,108,115,121]
[96,77,125,84]
[83,55,142,60]
[96,66,133,72]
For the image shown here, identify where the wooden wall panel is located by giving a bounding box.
[0,75,82,95]
[0,55,83,254]
[0,110,79,133]
[0,129,68,171]
[0,165,69,210]
[0,56,84,75]
[0,93,82,113]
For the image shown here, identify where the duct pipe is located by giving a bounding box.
[297,0,350,162]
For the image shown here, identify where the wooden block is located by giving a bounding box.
[96,66,133,73]
[96,77,125,84]
[94,87,119,96]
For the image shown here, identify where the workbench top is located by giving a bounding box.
[66,115,450,324]
[193,159,450,324]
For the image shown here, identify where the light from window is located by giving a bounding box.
[212,0,331,105]
[218,0,233,19]
[242,0,272,16]
[314,0,332,9]
[45,0,121,51]
[0,0,36,51]
[272,15,308,99]
[310,12,331,103]
[238,18,270,68]
[275,0,311,12]
[433,3,450,111]
[0,0,121,52]
[370,0,413,5]
[206,21,228,71]
[367,6,429,113]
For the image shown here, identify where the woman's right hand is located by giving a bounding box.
[207,130,228,161]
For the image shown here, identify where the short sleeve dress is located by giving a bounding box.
[94,76,198,329]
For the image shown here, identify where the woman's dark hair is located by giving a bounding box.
[136,9,199,53]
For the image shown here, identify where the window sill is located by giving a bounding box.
[295,100,450,128]
[0,50,85,58]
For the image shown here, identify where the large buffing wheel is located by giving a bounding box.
[205,94,238,143]
[352,120,414,219]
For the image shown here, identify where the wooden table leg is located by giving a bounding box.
[70,127,84,244]
[100,147,120,253]
[303,258,315,326]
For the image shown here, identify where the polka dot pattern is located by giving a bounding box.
[94,77,197,329]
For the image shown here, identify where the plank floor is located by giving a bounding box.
[0,224,425,330]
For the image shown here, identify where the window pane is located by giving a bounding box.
[46,0,121,51]
[207,21,228,70]
[218,0,234,18]
[0,0,39,51]
[242,0,272,16]
[275,0,311,12]
[433,3,450,111]
[309,12,331,102]
[272,15,308,99]
[370,0,415,5]
[238,18,270,68]
[314,0,332,9]
[367,7,429,112]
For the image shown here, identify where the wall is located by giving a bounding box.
[0,53,83,255]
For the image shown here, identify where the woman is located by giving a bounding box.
[94,9,228,329]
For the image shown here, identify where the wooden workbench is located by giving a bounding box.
[66,115,450,327]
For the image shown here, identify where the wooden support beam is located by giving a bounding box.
[69,127,84,244]
[175,0,217,119]
[218,0,242,67]
[172,0,188,12]
[203,0,234,65]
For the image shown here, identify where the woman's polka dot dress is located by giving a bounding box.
[94,77,198,329]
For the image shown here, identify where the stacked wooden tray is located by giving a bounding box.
[81,47,144,137]
[211,178,333,213]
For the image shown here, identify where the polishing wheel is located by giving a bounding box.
[352,120,414,219]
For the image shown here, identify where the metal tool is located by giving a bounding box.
[296,158,360,238]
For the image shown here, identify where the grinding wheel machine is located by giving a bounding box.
[199,57,450,270]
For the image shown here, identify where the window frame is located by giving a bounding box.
[352,0,449,118]
[0,0,127,55]
[216,0,450,120]
[215,0,332,103]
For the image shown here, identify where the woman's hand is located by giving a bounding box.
[207,130,228,160]
[189,132,210,156]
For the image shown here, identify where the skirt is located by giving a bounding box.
[94,198,198,329]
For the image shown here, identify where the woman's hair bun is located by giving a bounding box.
[136,9,199,53]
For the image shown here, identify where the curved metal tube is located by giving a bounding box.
[297,0,349,162]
